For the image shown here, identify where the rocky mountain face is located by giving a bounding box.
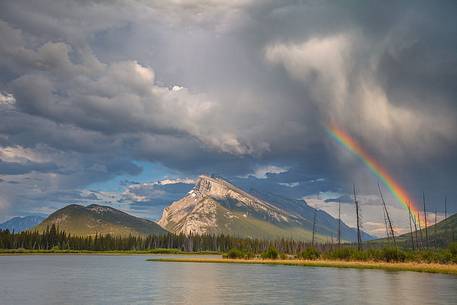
[35,204,168,237]
[0,216,45,232]
[159,175,372,241]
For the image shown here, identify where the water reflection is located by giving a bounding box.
[0,255,456,305]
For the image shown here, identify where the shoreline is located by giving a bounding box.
[0,250,220,256]
[147,257,457,275]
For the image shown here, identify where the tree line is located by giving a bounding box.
[0,224,322,253]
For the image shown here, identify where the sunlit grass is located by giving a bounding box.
[147,257,457,275]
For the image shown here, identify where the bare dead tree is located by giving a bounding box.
[434,209,438,248]
[445,196,448,220]
[353,184,362,250]
[407,202,415,250]
[383,207,390,240]
[445,195,449,244]
[418,211,423,249]
[423,192,429,248]
[312,209,317,247]
[378,183,396,248]
[411,208,419,250]
[337,199,341,247]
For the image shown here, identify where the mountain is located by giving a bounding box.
[0,216,45,232]
[35,204,168,237]
[248,190,373,241]
[158,175,373,242]
[386,212,457,247]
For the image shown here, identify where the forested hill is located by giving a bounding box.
[34,204,167,237]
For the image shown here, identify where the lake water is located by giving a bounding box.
[1,255,456,305]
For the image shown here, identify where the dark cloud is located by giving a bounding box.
[0,160,58,175]
[325,195,353,204]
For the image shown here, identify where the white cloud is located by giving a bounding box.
[0,92,15,105]
[156,178,195,185]
[278,182,299,188]
[246,165,289,179]
[265,34,350,109]
[172,85,184,91]
[0,146,48,164]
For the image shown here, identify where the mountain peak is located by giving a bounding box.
[86,204,117,214]
[158,175,373,241]
[159,175,303,237]
[193,175,234,197]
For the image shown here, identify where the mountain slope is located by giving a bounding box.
[35,204,168,237]
[0,216,45,232]
[249,190,373,241]
[159,175,372,241]
[387,213,457,247]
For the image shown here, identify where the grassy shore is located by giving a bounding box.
[0,248,220,256]
[147,257,457,275]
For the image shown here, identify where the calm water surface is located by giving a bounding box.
[1,255,456,305]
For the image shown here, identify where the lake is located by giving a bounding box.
[1,255,456,305]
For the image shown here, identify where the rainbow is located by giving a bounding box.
[327,123,420,222]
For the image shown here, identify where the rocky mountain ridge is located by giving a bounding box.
[159,175,372,241]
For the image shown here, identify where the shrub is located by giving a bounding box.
[300,246,320,260]
[325,247,354,260]
[449,243,457,257]
[50,245,61,251]
[435,250,453,264]
[379,247,406,262]
[244,251,255,259]
[413,249,454,264]
[261,246,279,259]
[352,249,371,261]
[417,250,436,263]
[225,248,245,259]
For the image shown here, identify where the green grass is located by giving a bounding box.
[322,246,457,264]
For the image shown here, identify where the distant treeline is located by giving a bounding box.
[0,224,318,253]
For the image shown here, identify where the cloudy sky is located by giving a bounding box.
[0,0,456,236]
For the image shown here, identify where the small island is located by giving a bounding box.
[148,244,457,275]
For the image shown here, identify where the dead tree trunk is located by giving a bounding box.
[434,209,437,248]
[423,192,429,248]
[338,199,341,247]
[353,184,362,250]
[411,210,419,250]
[383,207,390,241]
[418,212,423,249]
[408,203,415,250]
[445,196,449,244]
[378,183,396,248]
[312,209,317,247]
[445,196,448,220]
